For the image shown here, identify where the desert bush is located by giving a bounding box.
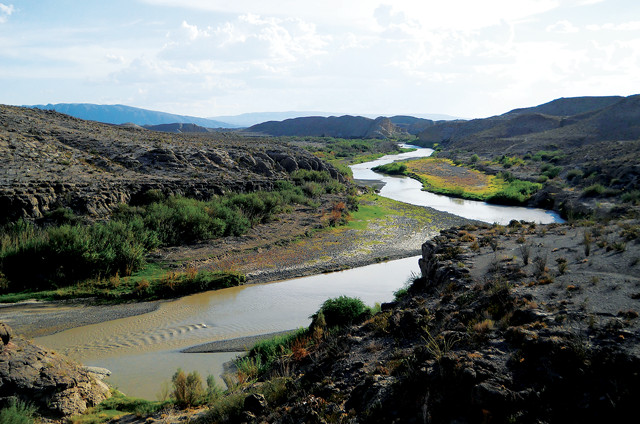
[621,190,640,204]
[556,257,569,274]
[582,184,606,197]
[172,369,205,408]
[533,254,548,277]
[566,169,584,181]
[532,150,565,162]
[541,164,562,179]
[314,295,373,328]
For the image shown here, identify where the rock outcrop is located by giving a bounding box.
[0,105,343,221]
[0,322,110,418]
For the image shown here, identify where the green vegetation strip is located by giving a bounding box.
[0,170,346,298]
[373,158,541,205]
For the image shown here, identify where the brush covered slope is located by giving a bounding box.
[0,105,342,222]
[225,221,640,424]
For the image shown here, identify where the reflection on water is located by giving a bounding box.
[35,256,420,399]
[352,145,564,225]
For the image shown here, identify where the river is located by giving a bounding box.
[33,146,563,399]
[351,145,562,224]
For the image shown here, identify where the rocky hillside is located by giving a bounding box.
[228,220,640,423]
[0,322,110,419]
[245,115,406,139]
[416,95,640,153]
[0,105,341,222]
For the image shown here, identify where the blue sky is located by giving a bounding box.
[1,0,639,118]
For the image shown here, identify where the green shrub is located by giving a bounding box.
[541,164,562,179]
[582,184,606,197]
[372,162,407,175]
[487,180,541,205]
[0,399,36,424]
[566,169,584,181]
[314,295,373,328]
[621,190,640,204]
[532,150,565,162]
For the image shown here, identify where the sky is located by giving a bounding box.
[1,0,639,119]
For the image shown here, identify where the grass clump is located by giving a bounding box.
[0,399,36,424]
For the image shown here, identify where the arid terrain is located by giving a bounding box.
[1,96,639,423]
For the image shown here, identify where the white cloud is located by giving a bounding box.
[587,21,640,31]
[546,20,580,33]
[141,0,561,31]
[106,54,125,64]
[0,3,14,23]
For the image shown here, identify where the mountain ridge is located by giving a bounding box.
[29,103,239,128]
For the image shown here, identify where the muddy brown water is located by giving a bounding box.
[33,147,562,399]
[35,256,421,399]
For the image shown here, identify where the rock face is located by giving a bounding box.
[0,105,343,221]
[0,322,110,418]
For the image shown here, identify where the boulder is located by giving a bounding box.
[0,323,110,418]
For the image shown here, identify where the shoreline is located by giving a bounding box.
[1,197,473,340]
[0,247,423,340]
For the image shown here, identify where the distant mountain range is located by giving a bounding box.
[244,115,442,138]
[415,95,640,153]
[210,111,459,127]
[30,103,239,128]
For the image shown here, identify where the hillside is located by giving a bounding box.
[0,105,339,222]
[143,122,215,133]
[503,95,623,118]
[245,115,407,139]
[416,95,640,152]
[30,103,237,128]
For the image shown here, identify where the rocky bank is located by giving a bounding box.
[214,219,640,423]
[0,322,110,419]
